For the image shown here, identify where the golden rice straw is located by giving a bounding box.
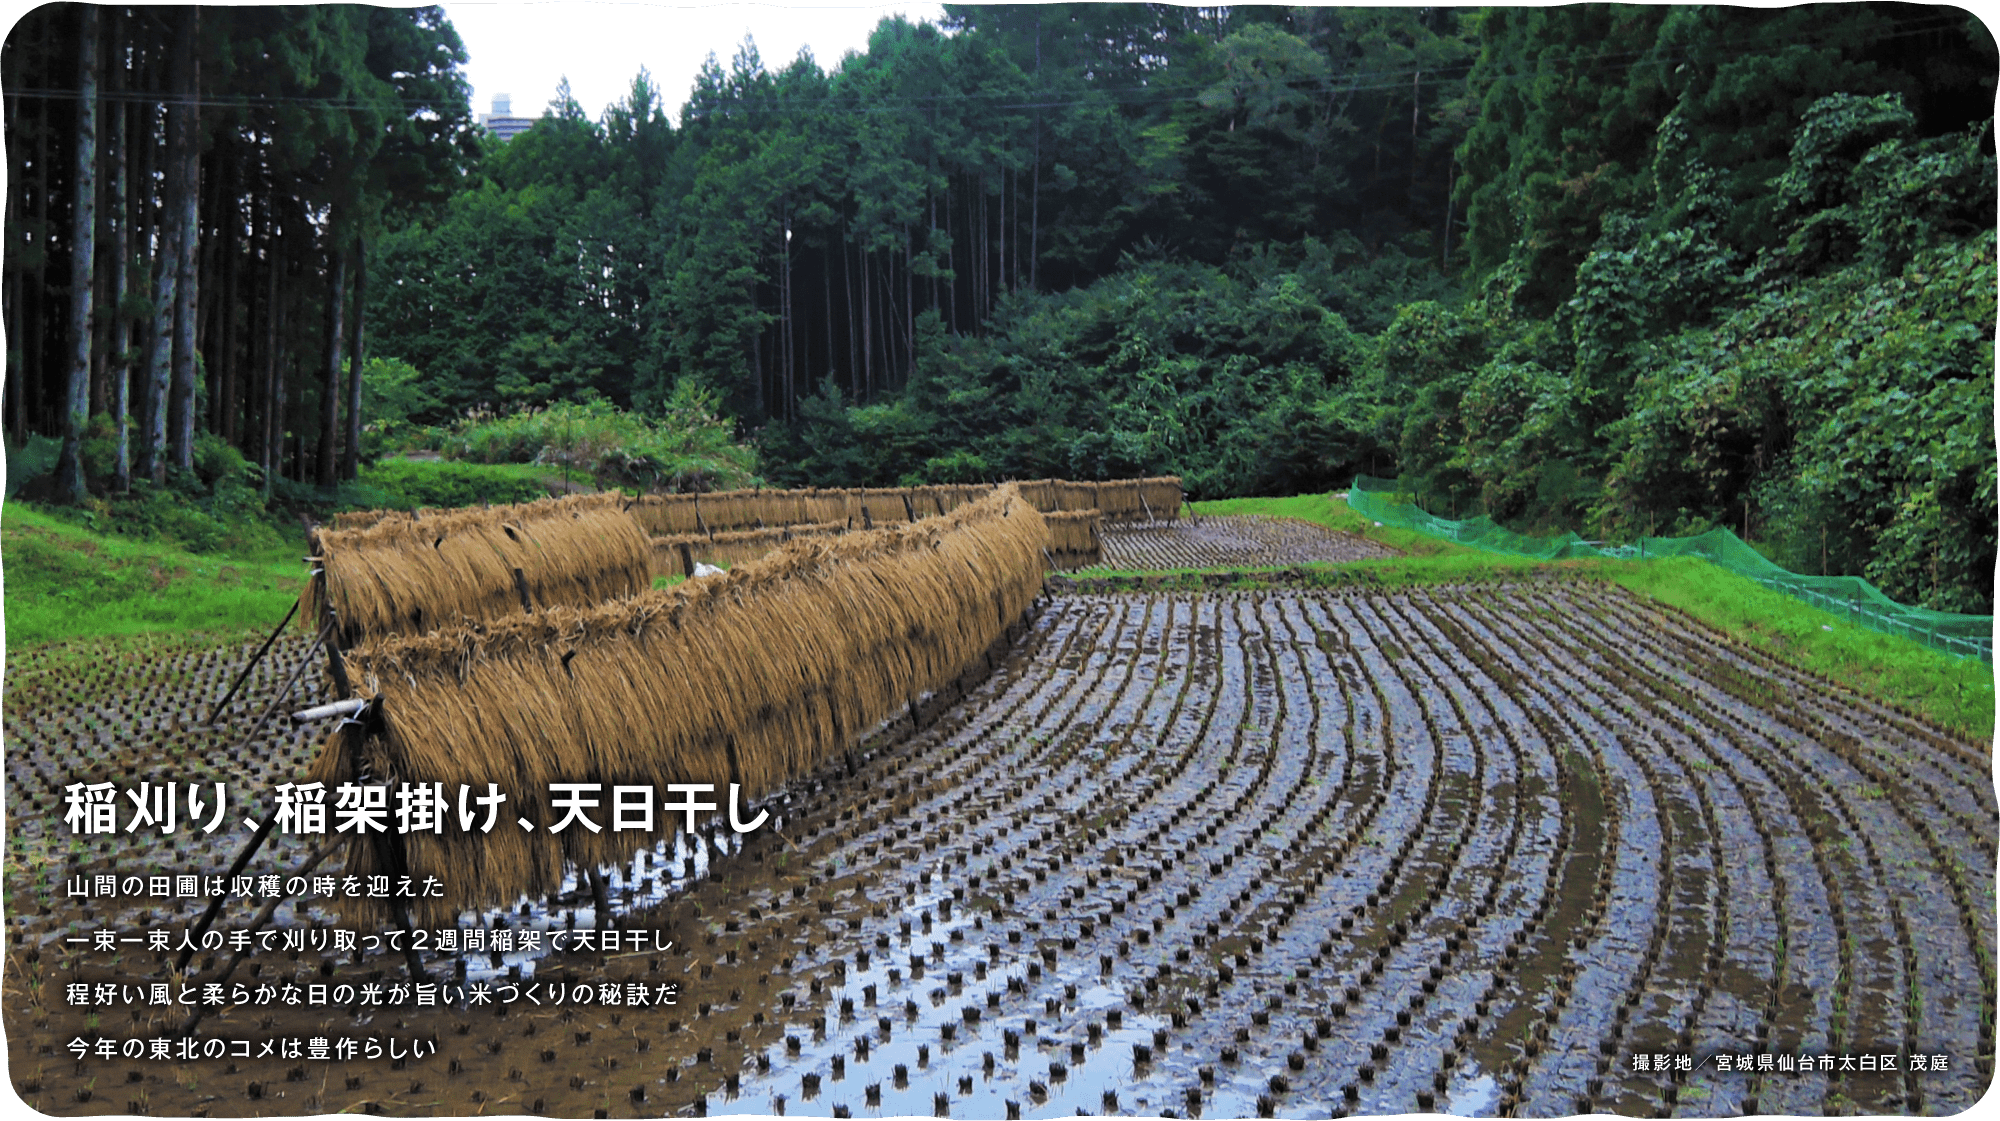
[327,485,1046,923]
[1050,481,1094,513]
[308,493,651,646]
[1043,509,1103,569]
[330,490,626,533]
[1015,479,1058,512]
[859,487,912,524]
[1136,476,1184,522]
[628,493,704,535]
[802,488,849,525]
[1090,480,1136,520]
[649,522,844,576]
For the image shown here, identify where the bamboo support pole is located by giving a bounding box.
[290,698,368,724]
[175,620,331,971]
[176,835,345,1037]
[206,597,300,726]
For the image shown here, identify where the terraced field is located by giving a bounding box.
[1101,517,1394,569]
[6,581,1993,1117]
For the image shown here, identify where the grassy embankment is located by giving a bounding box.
[2,459,570,653]
[1167,493,1993,741]
[3,502,302,650]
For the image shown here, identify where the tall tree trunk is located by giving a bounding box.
[904,227,913,384]
[860,243,872,400]
[27,71,52,437]
[4,55,21,446]
[1441,155,1455,271]
[748,276,763,418]
[263,230,285,498]
[342,236,366,480]
[213,183,235,442]
[945,182,957,333]
[1030,18,1041,292]
[842,230,857,397]
[166,7,199,472]
[200,145,223,434]
[317,240,345,487]
[110,49,131,494]
[1410,69,1421,198]
[142,104,178,484]
[256,196,276,483]
[778,210,791,420]
[56,4,100,503]
[822,243,834,392]
[971,178,981,323]
[1030,124,1040,292]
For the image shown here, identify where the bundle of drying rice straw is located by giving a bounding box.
[322,485,1046,922]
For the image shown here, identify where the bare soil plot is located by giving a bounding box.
[5,582,1991,1118]
[1100,517,1394,570]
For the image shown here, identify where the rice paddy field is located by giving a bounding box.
[1099,517,1396,570]
[4,515,1993,1118]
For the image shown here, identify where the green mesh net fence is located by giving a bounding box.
[1347,476,1993,664]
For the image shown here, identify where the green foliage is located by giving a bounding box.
[1772,94,1996,275]
[431,387,759,491]
[1608,224,2000,612]
[44,482,282,557]
[765,256,1385,497]
[355,460,553,509]
[4,434,62,497]
[363,356,445,430]
[350,6,1992,615]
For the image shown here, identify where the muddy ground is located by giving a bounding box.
[5,542,1993,1118]
[1099,517,1395,570]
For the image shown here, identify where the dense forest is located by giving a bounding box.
[4,4,1995,610]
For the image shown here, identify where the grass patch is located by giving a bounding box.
[1602,555,1992,741]
[358,459,569,510]
[1181,493,1993,740]
[1192,492,1468,557]
[3,502,302,649]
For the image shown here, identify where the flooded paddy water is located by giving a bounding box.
[5,525,1993,1117]
[1099,516,1396,569]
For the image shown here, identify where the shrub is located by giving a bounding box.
[429,382,758,491]
[355,460,553,509]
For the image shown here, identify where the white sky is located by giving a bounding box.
[441,1,950,124]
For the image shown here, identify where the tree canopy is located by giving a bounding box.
[8,4,1992,611]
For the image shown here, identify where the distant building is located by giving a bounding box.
[478,94,535,143]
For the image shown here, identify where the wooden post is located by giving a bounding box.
[678,542,695,579]
[512,566,534,613]
[176,836,343,1035]
[902,492,916,522]
[175,622,332,972]
[207,597,301,725]
[587,866,612,932]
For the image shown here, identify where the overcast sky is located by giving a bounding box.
[441,2,949,124]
